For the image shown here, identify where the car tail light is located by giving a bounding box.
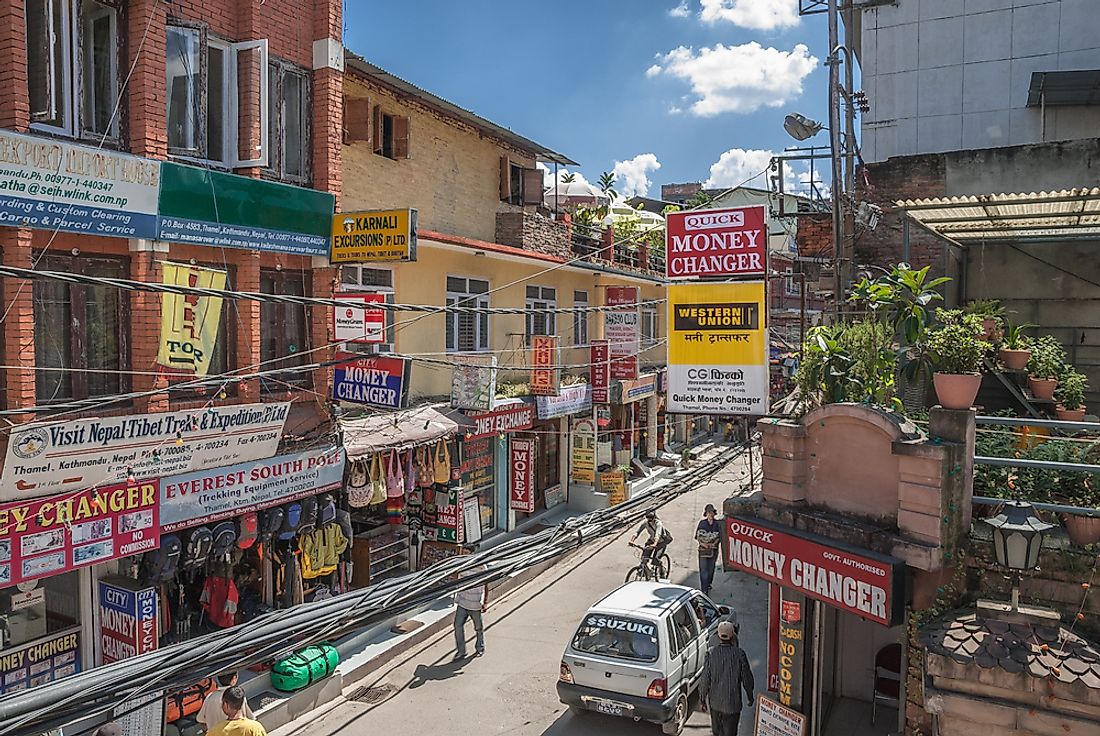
[647,678,666,699]
[559,661,574,684]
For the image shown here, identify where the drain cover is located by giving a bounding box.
[348,684,397,705]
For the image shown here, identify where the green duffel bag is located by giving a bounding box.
[270,643,340,692]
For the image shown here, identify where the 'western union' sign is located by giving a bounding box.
[673,303,759,331]
[331,208,418,263]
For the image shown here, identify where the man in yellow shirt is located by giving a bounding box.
[207,686,267,736]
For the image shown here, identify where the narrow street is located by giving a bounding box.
[273,450,768,736]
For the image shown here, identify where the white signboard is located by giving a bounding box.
[0,128,161,238]
[462,495,482,545]
[451,355,498,411]
[754,694,807,736]
[160,447,345,532]
[536,383,591,419]
[333,293,386,343]
[2,403,290,500]
[113,689,165,736]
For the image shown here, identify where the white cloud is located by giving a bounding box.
[612,153,662,198]
[669,0,691,17]
[699,0,799,31]
[647,42,818,117]
[703,147,826,197]
[539,163,597,190]
[669,105,683,114]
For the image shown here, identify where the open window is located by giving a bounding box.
[499,156,544,205]
[367,105,409,160]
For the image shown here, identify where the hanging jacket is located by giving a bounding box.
[433,439,451,485]
[299,524,349,579]
[199,575,239,628]
[385,449,405,498]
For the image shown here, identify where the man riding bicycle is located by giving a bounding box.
[629,511,672,567]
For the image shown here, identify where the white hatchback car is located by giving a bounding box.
[556,582,734,735]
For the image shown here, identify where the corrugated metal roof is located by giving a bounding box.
[344,52,578,166]
[897,188,1100,243]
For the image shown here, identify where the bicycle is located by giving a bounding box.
[625,542,671,582]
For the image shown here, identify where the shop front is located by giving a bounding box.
[607,372,659,465]
[527,384,592,518]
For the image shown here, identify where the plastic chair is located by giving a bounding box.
[871,643,902,724]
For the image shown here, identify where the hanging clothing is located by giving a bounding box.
[282,550,305,608]
[299,525,350,579]
[385,449,405,498]
[433,440,451,484]
[404,449,416,493]
[200,575,239,629]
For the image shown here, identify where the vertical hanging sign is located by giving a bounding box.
[605,286,639,380]
[590,339,610,403]
[530,335,560,396]
[157,263,227,376]
[509,438,536,512]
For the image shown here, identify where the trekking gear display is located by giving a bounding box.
[237,512,259,550]
[270,643,340,692]
[182,526,214,570]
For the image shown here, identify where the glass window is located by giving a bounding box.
[260,269,309,391]
[0,570,82,651]
[26,0,69,129]
[671,604,699,650]
[206,42,228,164]
[573,291,588,347]
[166,25,200,153]
[340,265,394,354]
[691,594,720,628]
[283,71,307,179]
[525,286,556,343]
[445,277,489,353]
[80,0,117,137]
[641,306,658,347]
[571,614,659,663]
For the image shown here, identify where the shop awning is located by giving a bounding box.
[340,404,470,459]
[897,188,1100,244]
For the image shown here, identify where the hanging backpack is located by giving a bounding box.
[140,534,182,585]
[318,494,337,526]
[432,440,451,485]
[165,678,216,723]
[182,526,214,570]
[259,506,284,544]
[237,512,259,550]
[270,643,340,692]
[298,496,319,536]
[211,521,237,560]
[278,502,303,540]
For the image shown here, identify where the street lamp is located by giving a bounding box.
[783,113,825,142]
[985,501,1054,610]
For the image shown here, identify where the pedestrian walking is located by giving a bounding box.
[453,544,489,661]
[696,503,722,597]
[698,621,755,736]
[197,671,254,733]
[207,686,266,736]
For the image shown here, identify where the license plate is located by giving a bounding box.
[589,699,631,717]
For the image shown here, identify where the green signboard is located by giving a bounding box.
[157,162,334,256]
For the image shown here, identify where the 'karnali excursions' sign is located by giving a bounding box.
[665,205,766,279]
[724,516,905,627]
[331,208,418,263]
[2,404,290,500]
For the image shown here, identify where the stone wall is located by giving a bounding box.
[495,211,573,260]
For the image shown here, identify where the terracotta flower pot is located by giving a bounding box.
[1055,406,1086,422]
[933,372,982,410]
[1063,514,1100,546]
[1028,376,1058,401]
[981,318,1001,342]
[999,348,1030,371]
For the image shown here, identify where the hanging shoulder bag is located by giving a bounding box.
[347,459,373,508]
[432,439,451,485]
[369,453,387,505]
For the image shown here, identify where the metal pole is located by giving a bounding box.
[827,0,844,321]
[799,273,807,363]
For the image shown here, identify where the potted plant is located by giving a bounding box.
[998,321,1035,371]
[1028,440,1100,545]
[1026,335,1065,401]
[1055,369,1089,421]
[965,299,1005,342]
[927,316,990,409]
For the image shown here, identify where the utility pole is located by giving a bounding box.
[827,0,844,321]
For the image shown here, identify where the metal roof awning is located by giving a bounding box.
[1027,70,1100,107]
[896,188,1100,244]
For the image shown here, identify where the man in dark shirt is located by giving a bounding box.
[695,504,721,596]
[699,621,755,736]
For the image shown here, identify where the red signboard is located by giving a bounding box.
[724,516,905,627]
[606,286,639,380]
[0,481,160,587]
[666,205,767,279]
[590,339,610,403]
[530,335,560,396]
[509,438,536,513]
[466,404,535,441]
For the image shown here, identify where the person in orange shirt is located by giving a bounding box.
[207,687,266,736]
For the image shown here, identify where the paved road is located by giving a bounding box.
[274,447,768,736]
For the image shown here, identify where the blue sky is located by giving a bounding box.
[345,0,832,198]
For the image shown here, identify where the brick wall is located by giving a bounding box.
[495,212,572,260]
[795,213,834,259]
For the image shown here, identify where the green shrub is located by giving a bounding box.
[927,318,990,374]
[1056,370,1089,410]
[1025,335,1066,379]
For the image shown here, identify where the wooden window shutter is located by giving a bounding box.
[522,167,543,206]
[499,156,510,201]
[345,97,373,143]
[392,115,410,158]
[372,105,383,154]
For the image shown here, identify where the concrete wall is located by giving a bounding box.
[859,0,1100,162]
[342,76,536,244]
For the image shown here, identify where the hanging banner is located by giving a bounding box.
[590,339,610,403]
[333,293,386,344]
[667,281,769,415]
[156,263,227,376]
[451,354,498,411]
[613,373,657,404]
[536,383,591,419]
[509,438,536,513]
[98,579,158,665]
[776,589,806,711]
[331,208,418,263]
[570,418,596,484]
[465,404,535,441]
[1,403,289,500]
[605,286,639,380]
[0,481,159,588]
[0,627,80,693]
[665,205,767,279]
[434,484,463,544]
[160,447,345,532]
[725,516,906,627]
[332,353,411,409]
[530,335,560,396]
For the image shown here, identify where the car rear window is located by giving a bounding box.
[571,614,660,662]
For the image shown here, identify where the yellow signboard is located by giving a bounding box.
[667,281,768,415]
[156,263,227,376]
[331,208,418,263]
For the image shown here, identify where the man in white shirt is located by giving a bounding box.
[453,545,489,661]
[197,672,254,733]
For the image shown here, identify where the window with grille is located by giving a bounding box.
[340,266,395,354]
[446,276,490,353]
[573,290,589,347]
[525,285,556,343]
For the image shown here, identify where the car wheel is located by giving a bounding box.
[661,693,689,735]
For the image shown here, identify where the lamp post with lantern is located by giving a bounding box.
[985,501,1055,611]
